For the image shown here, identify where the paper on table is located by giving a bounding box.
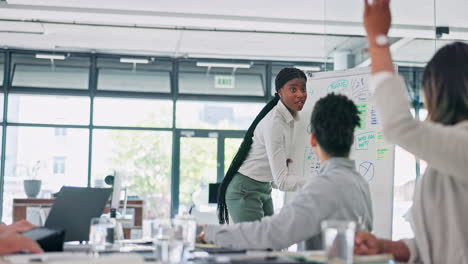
[270,251,393,263]
[4,252,145,264]
[195,243,220,249]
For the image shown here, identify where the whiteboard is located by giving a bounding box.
[291,67,395,238]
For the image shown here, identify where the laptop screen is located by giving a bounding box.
[45,186,112,242]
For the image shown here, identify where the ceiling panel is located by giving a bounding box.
[2,0,468,63]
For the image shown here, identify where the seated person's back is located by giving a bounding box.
[203,93,373,250]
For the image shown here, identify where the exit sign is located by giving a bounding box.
[214,75,235,89]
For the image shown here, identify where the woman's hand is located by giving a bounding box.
[0,220,37,233]
[196,225,207,244]
[8,220,37,233]
[362,0,395,73]
[363,0,391,46]
[354,232,381,255]
[0,231,43,255]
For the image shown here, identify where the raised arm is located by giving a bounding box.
[364,0,468,179]
[374,76,468,180]
[363,0,394,74]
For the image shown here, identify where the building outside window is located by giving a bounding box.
[54,128,68,136]
[53,156,66,174]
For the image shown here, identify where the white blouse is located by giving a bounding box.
[371,73,468,264]
[238,100,306,191]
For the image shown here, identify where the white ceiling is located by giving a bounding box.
[0,0,467,64]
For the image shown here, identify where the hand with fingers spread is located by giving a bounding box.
[363,0,391,47]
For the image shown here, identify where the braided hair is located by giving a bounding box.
[217,67,307,224]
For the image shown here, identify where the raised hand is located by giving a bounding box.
[363,0,391,47]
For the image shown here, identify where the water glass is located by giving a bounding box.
[154,238,185,264]
[152,219,185,264]
[173,215,197,250]
[321,220,356,264]
[89,217,116,251]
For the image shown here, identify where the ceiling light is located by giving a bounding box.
[196,62,252,69]
[294,65,321,72]
[35,54,66,60]
[120,58,150,64]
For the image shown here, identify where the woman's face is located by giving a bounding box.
[278,78,307,113]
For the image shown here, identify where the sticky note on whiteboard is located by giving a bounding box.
[377,147,390,160]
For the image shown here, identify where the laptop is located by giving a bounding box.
[45,186,112,242]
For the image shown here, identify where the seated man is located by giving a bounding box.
[201,94,373,250]
[0,220,43,255]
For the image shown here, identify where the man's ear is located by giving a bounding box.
[310,133,318,147]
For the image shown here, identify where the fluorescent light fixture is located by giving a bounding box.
[196,62,252,69]
[294,65,321,71]
[35,54,66,60]
[120,58,150,64]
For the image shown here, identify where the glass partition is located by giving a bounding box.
[179,61,266,96]
[11,53,90,89]
[94,97,173,128]
[7,94,90,125]
[2,127,88,223]
[97,57,171,93]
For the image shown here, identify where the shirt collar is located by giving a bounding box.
[318,157,355,175]
[277,100,300,123]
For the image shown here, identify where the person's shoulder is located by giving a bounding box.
[259,107,286,129]
[317,165,362,185]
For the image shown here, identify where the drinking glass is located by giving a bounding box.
[321,220,356,264]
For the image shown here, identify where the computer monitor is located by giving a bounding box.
[45,186,112,242]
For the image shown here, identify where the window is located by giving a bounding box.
[11,53,90,89]
[224,138,242,174]
[54,128,68,136]
[2,127,88,224]
[53,156,66,174]
[179,137,217,213]
[97,57,172,93]
[0,53,4,85]
[91,129,172,218]
[93,98,173,128]
[0,93,4,121]
[7,94,90,125]
[176,101,264,130]
[178,61,266,96]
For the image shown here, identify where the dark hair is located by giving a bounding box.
[423,42,468,125]
[217,68,307,224]
[310,93,360,157]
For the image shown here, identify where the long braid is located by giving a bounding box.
[217,68,307,224]
[217,94,280,224]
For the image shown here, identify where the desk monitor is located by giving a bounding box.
[208,183,220,204]
[45,186,112,242]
